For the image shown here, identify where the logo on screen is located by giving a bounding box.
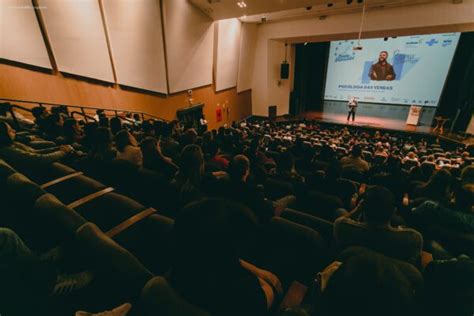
[334,42,355,62]
[425,38,438,46]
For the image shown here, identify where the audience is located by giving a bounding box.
[1,106,473,315]
[115,129,143,168]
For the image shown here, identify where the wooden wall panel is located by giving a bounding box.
[0,62,251,131]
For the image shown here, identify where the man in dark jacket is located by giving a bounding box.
[369,51,396,81]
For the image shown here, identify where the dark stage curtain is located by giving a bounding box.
[291,42,329,115]
[437,32,474,132]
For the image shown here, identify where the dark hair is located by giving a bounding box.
[423,257,474,316]
[115,130,132,152]
[380,50,389,56]
[229,155,250,181]
[420,169,452,203]
[278,151,295,173]
[109,117,123,135]
[207,140,219,157]
[175,144,204,188]
[455,184,474,213]
[0,121,13,147]
[351,145,362,158]
[363,186,395,225]
[321,248,418,316]
[99,116,109,128]
[31,106,47,119]
[63,118,79,141]
[171,198,258,299]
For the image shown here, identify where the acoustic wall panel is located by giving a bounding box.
[38,0,114,82]
[237,23,257,93]
[162,0,214,94]
[0,0,51,68]
[103,0,167,93]
[214,18,241,92]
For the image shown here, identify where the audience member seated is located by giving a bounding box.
[315,246,423,316]
[87,127,117,162]
[218,154,275,223]
[0,121,73,165]
[115,129,143,168]
[167,198,282,315]
[334,186,423,265]
[206,140,229,170]
[412,183,474,234]
[275,151,305,186]
[422,256,474,316]
[413,169,453,206]
[340,145,370,174]
[140,136,178,179]
[159,123,180,161]
[0,228,93,314]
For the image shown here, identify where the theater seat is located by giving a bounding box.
[280,208,334,245]
[0,159,16,181]
[264,178,294,200]
[75,223,153,293]
[114,214,175,275]
[45,175,108,205]
[31,194,87,251]
[141,276,210,316]
[17,162,77,185]
[73,192,145,232]
[254,217,327,287]
[295,189,345,222]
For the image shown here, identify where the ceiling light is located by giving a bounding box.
[304,42,308,46]
[237,1,247,8]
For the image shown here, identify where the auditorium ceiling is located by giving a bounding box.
[189,0,448,22]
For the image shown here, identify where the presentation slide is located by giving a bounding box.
[324,33,460,107]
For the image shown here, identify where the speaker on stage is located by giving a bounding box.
[280,62,289,79]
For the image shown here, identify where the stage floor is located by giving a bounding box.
[301,111,433,133]
[298,100,436,134]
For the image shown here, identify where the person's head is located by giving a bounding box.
[182,128,198,146]
[172,198,257,277]
[140,136,163,161]
[454,184,474,213]
[0,121,15,147]
[63,118,80,138]
[362,186,395,226]
[109,117,123,135]
[31,106,49,120]
[92,127,113,150]
[207,140,220,157]
[48,113,64,127]
[351,145,362,158]
[99,116,109,128]
[278,151,295,173]
[115,130,137,152]
[379,51,388,63]
[424,169,452,199]
[423,257,474,315]
[142,119,155,135]
[229,154,250,182]
[178,144,204,184]
[461,165,474,185]
[320,248,419,316]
